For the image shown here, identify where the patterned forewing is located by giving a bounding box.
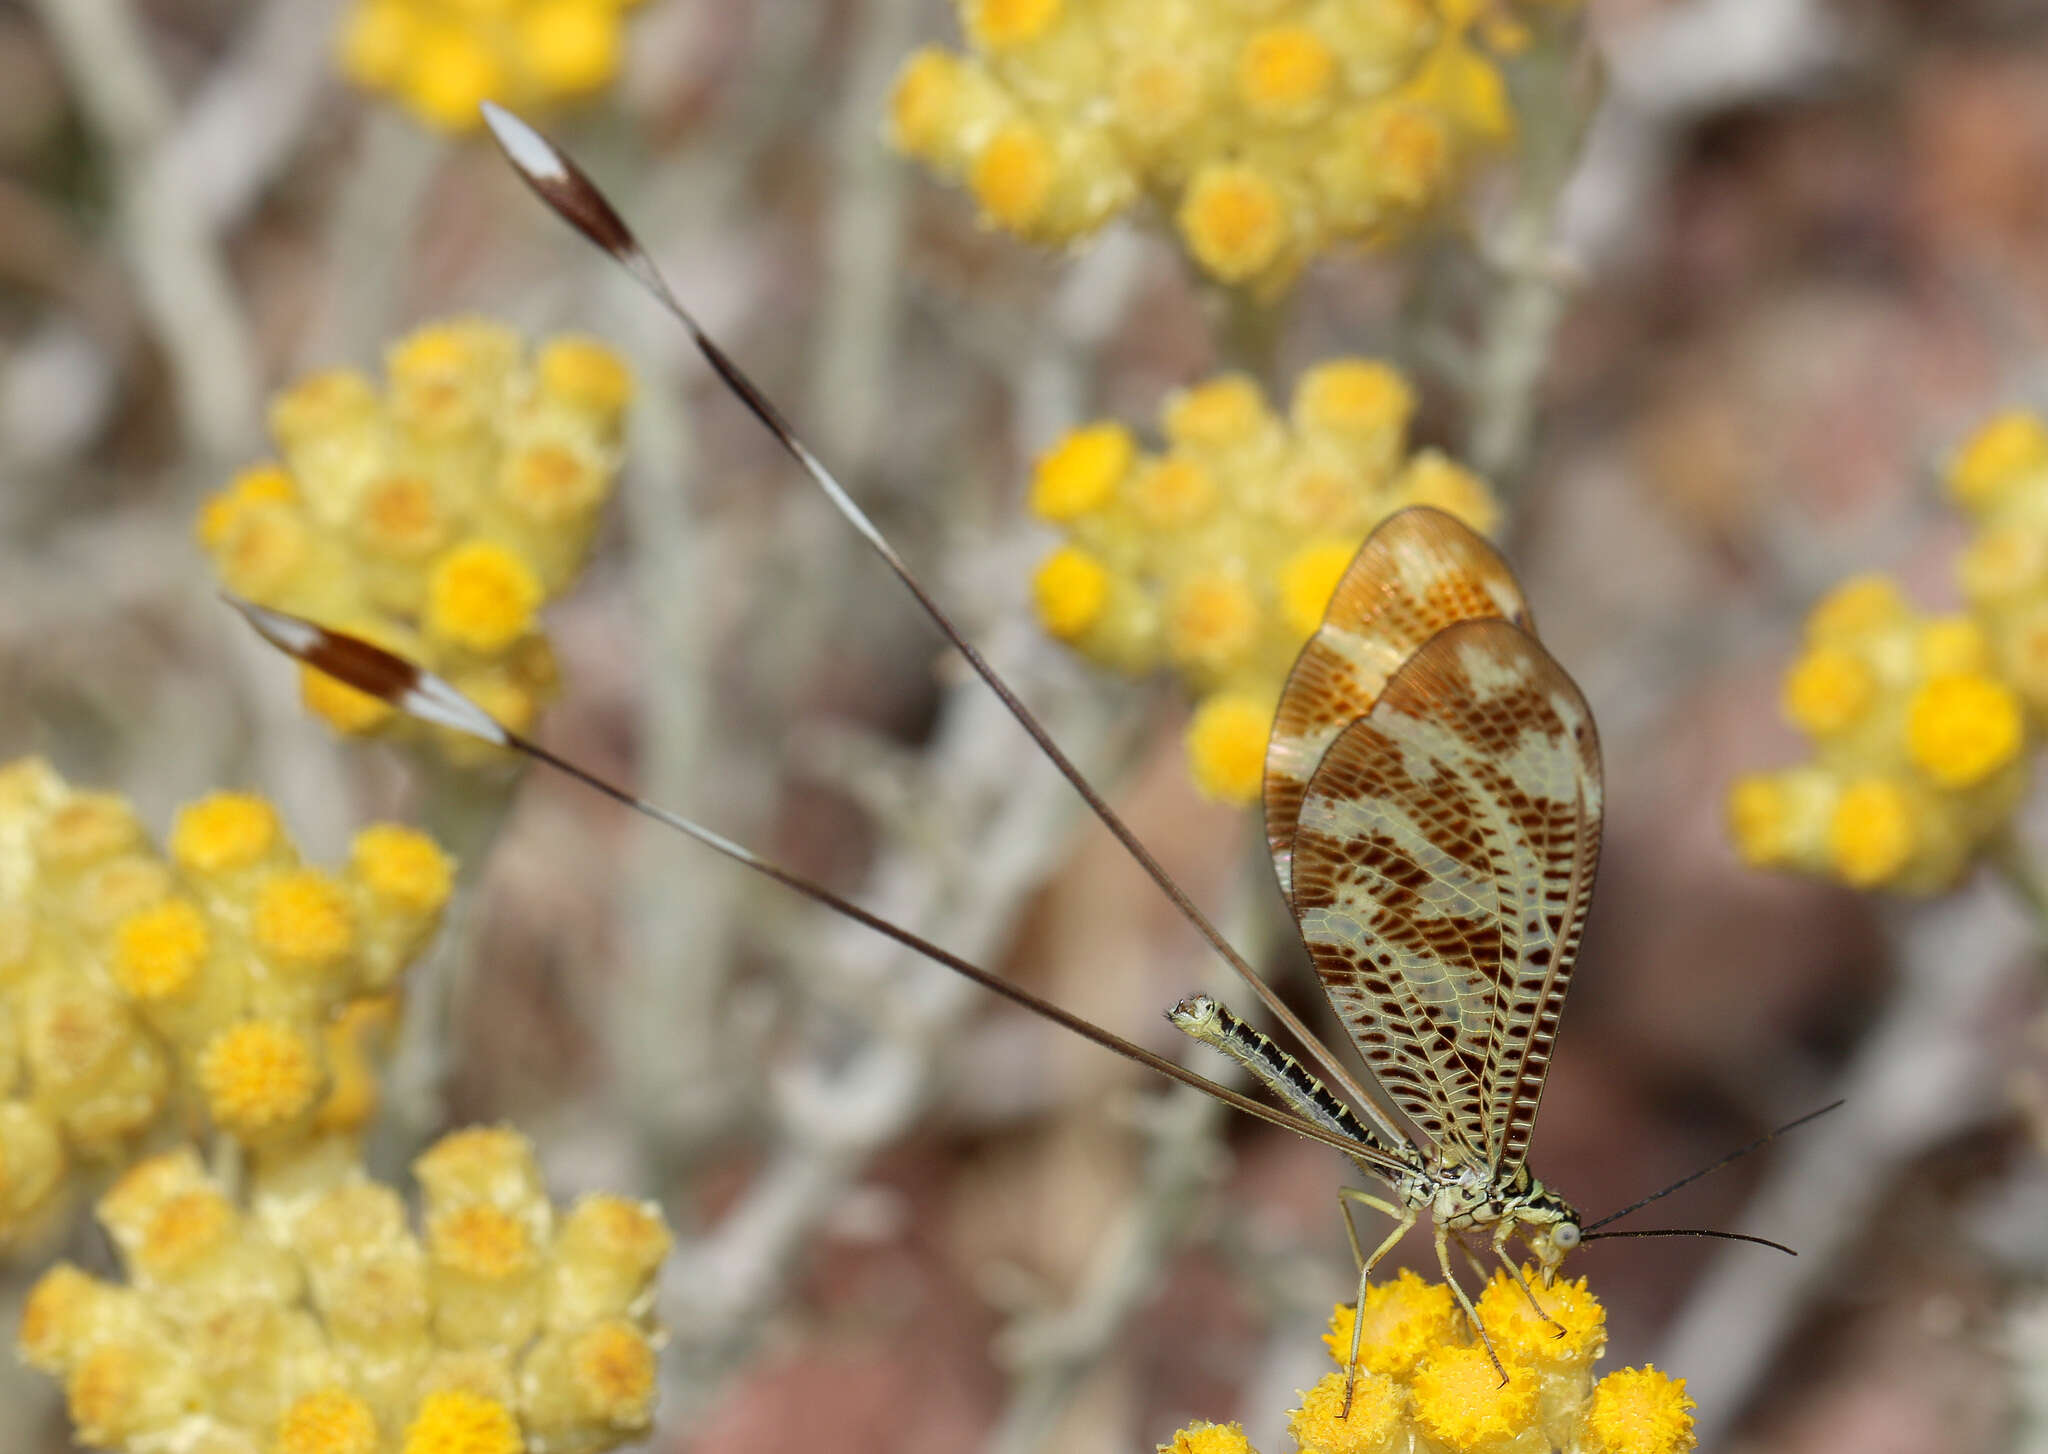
[1265,508,1530,906]
[1289,620,1601,1172]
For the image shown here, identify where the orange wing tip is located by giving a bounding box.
[224,596,512,749]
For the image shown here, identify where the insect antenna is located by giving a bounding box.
[475,100,1402,1143]
[1581,1228,1795,1254]
[223,596,1413,1171]
[1581,1099,1844,1234]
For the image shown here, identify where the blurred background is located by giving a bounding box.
[5,0,2048,1450]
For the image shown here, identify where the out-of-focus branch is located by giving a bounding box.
[661,619,1140,1407]
[28,0,260,460]
[1559,0,1845,268]
[166,0,345,231]
[1464,17,1596,489]
[1655,878,2020,1445]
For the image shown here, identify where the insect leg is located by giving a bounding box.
[1491,1225,1567,1334]
[1336,1186,1403,1269]
[1449,1229,1490,1286]
[1336,1192,1416,1418]
[1434,1222,1508,1384]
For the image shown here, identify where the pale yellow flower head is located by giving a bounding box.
[0,759,454,1235]
[890,0,1556,290]
[336,0,649,132]
[1028,359,1500,803]
[1168,1274,1692,1454]
[22,1127,670,1454]
[198,317,632,761]
[1734,553,2034,896]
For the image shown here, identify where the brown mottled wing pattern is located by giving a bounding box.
[1288,619,1602,1173]
[1265,508,1530,907]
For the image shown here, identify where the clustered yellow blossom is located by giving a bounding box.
[1027,359,1500,802]
[1727,409,2048,895]
[20,1126,671,1454]
[0,758,451,1239]
[1161,1270,1694,1454]
[889,0,1571,294]
[337,0,649,133]
[199,318,632,761]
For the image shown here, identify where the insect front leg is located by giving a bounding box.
[1336,1189,1416,1418]
[1491,1223,1567,1335]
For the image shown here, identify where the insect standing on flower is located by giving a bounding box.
[231,103,1805,1417]
[1167,506,1598,1389]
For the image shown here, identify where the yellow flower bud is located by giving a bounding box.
[338,0,416,89]
[1806,573,1909,645]
[1278,539,1358,637]
[1030,423,1134,522]
[402,1389,522,1454]
[513,1,621,96]
[970,119,1058,230]
[537,336,634,420]
[1917,615,1992,676]
[112,898,210,1002]
[168,798,282,876]
[1780,646,1875,738]
[253,870,359,976]
[1164,375,1271,454]
[1584,1366,1697,1454]
[890,47,964,159]
[1185,694,1271,804]
[1165,573,1261,678]
[37,794,144,874]
[1390,450,1500,536]
[1411,1344,1540,1452]
[1177,164,1291,286]
[1474,1269,1605,1369]
[1957,523,2046,608]
[1131,454,1218,530]
[358,474,449,560]
[18,1262,121,1374]
[200,1021,323,1138]
[353,823,455,919]
[1827,778,1918,889]
[278,1387,381,1454]
[962,0,1063,50]
[520,1319,659,1440]
[1238,25,1337,124]
[397,22,504,133]
[500,442,608,526]
[1947,409,2048,514]
[1286,1370,1404,1454]
[1162,1421,1262,1454]
[426,543,544,653]
[1905,672,2024,788]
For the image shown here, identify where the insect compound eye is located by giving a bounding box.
[1553,1220,1581,1250]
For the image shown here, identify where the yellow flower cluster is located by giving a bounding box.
[0,757,452,1239]
[1027,359,1500,802]
[337,0,648,133]
[888,0,1559,293]
[1946,410,2048,723]
[20,1126,671,1454]
[1161,1271,1694,1454]
[1727,575,2028,894]
[199,318,631,761]
[1727,409,2048,894]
